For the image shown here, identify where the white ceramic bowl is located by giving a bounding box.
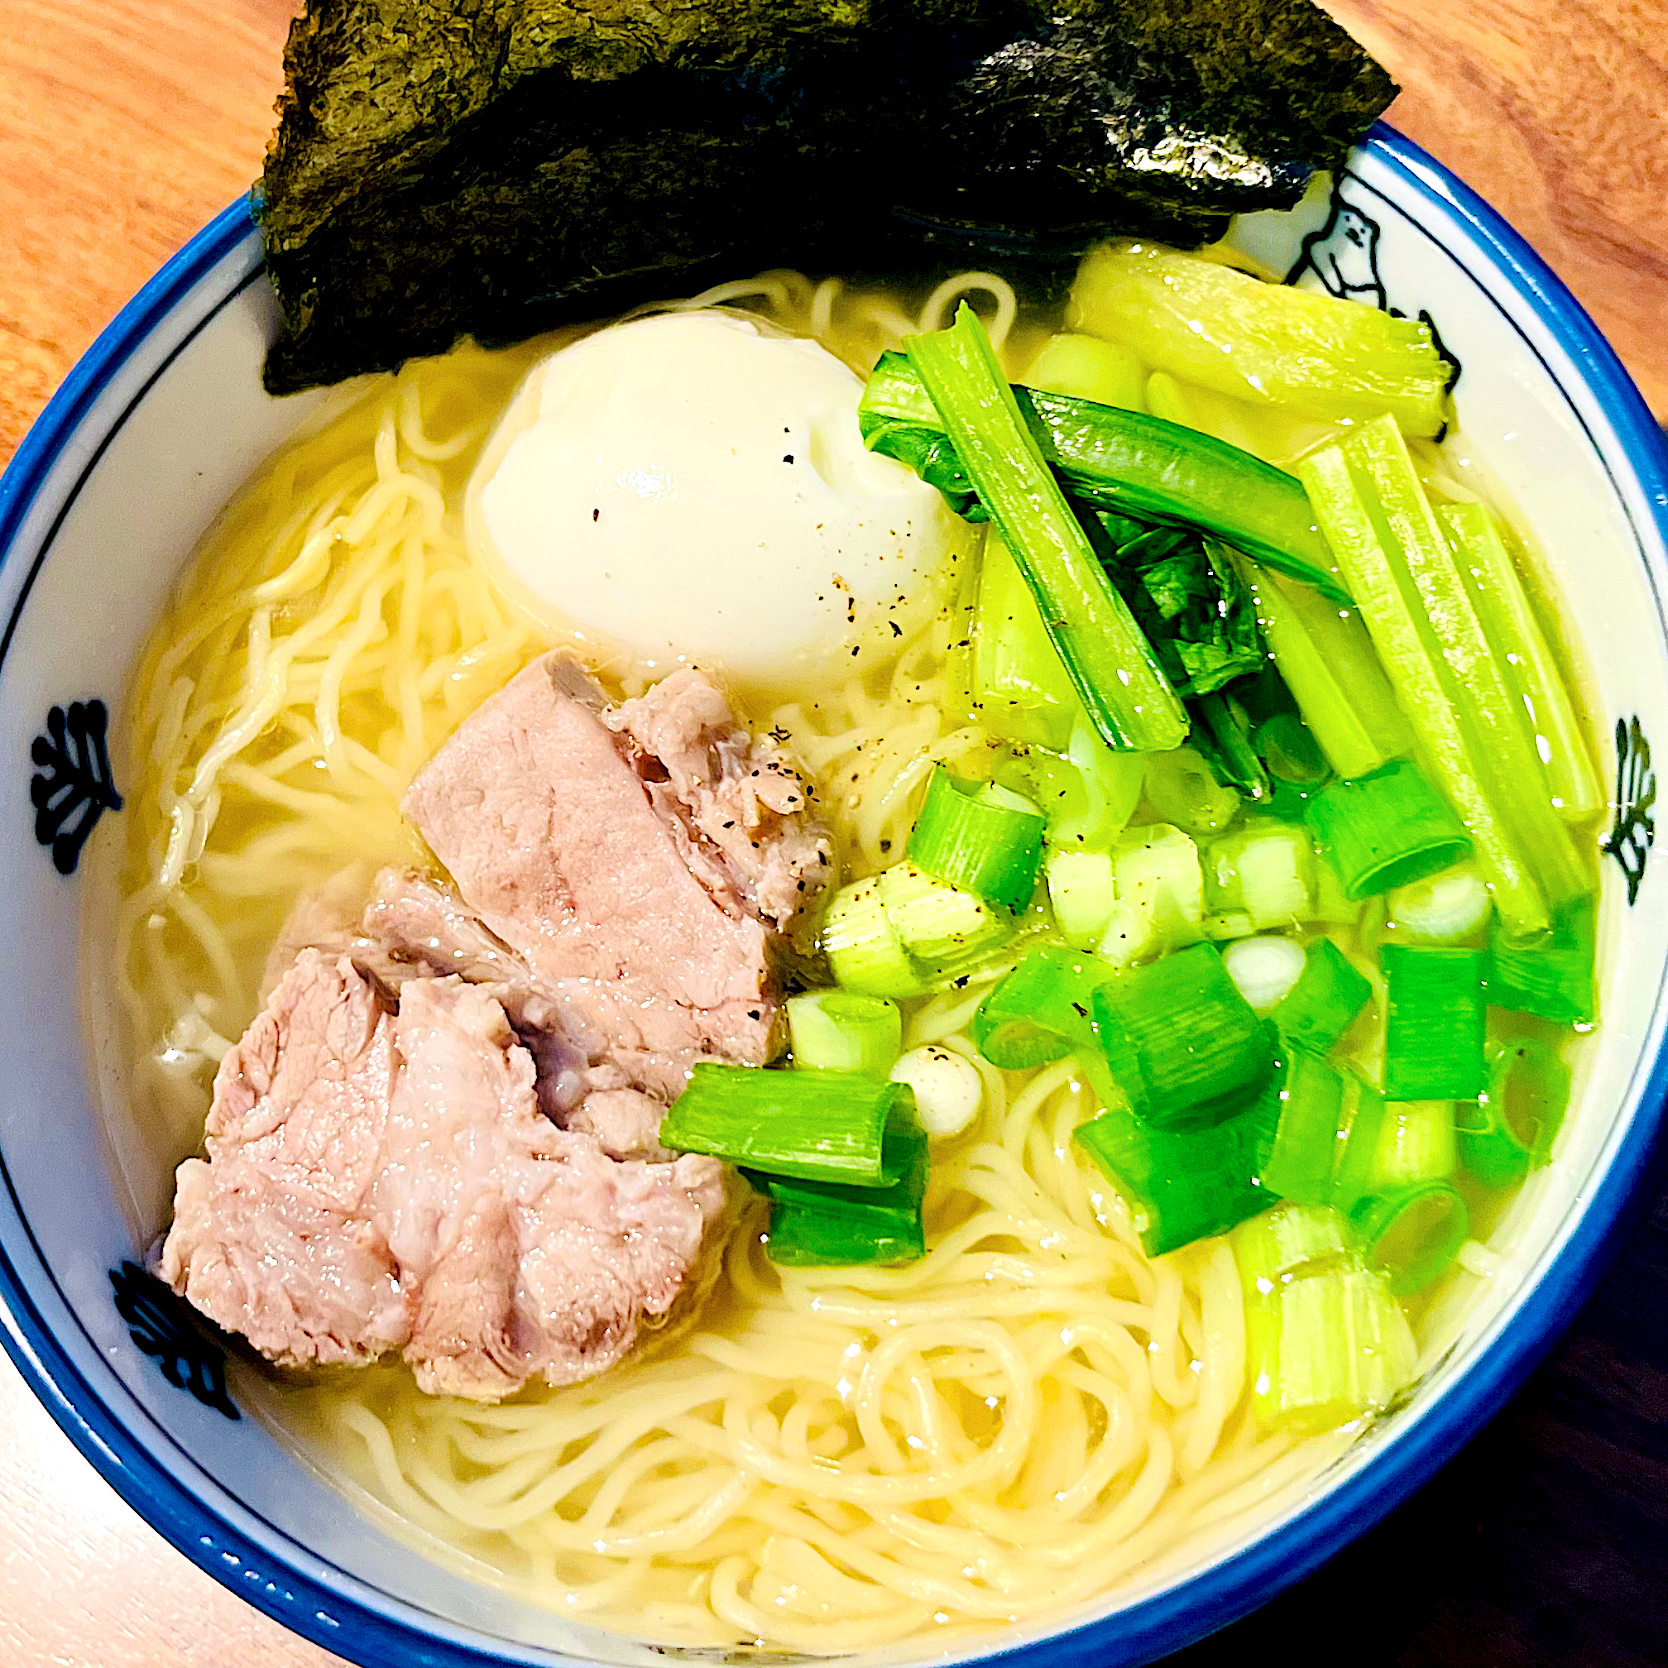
[0,125,1664,1668]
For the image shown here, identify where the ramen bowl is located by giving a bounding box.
[0,124,1664,1668]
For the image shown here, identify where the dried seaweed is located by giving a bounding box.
[259,0,1395,393]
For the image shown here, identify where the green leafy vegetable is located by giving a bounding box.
[860,353,1348,601]
[904,304,1188,752]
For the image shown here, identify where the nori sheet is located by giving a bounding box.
[259,0,1395,393]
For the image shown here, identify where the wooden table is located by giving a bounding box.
[0,6,1663,1666]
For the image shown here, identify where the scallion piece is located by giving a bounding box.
[889,1044,984,1140]
[1222,934,1308,1015]
[1305,761,1472,900]
[1327,1076,1387,1215]
[1458,1039,1571,1186]
[1233,554,1414,782]
[1233,1201,1354,1289]
[973,943,1112,1070]
[1299,417,1591,939]
[1271,937,1373,1056]
[661,1064,913,1186]
[1045,849,1118,950]
[1008,713,1147,852]
[878,860,1013,977]
[1093,943,1277,1127]
[1382,946,1487,1101]
[1366,1100,1456,1191]
[1351,1181,1469,1295]
[1255,711,1330,787]
[902,305,1188,752]
[1237,1255,1418,1432]
[1205,822,1316,929]
[1440,501,1602,823]
[907,765,1044,914]
[1074,1102,1270,1258]
[787,992,902,1076]
[1144,747,1242,837]
[1100,823,1204,967]
[822,875,929,999]
[1387,863,1493,943]
[1488,898,1597,1025]
[1255,1049,1348,1206]
[756,1114,929,1267]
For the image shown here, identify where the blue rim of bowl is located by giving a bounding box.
[0,126,1664,1668]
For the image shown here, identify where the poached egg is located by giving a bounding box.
[467,310,959,692]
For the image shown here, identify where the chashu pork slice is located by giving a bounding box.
[161,949,727,1399]
[401,654,832,1097]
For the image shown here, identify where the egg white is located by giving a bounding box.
[466,310,963,696]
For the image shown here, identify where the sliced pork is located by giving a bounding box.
[602,668,833,943]
[161,951,727,1399]
[165,657,823,1400]
[402,654,832,1096]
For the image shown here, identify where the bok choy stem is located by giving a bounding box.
[1298,418,1593,940]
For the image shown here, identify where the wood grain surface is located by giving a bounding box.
[0,6,1665,1668]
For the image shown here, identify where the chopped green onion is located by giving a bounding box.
[1310,860,1367,928]
[1440,501,1602,823]
[662,1065,914,1186]
[903,305,1188,752]
[1007,713,1147,851]
[1351,1181,1469,1295]
[822,875,929,998]
[1023,332,1147,411]
[1233,1201,1354,1289]
[1238,1254,1418,1431]
[1144,746,1242,836]
[908,765,1044,914]
[1299,418,1591,938]
[973,943,1111,1070]
[890,1044,984,1140]
[1366,1100,1456,1190]
[1206,821,1315,929]
[757,1113,929,1267]
[1388,863,1492,943]
[787,992,901,1076]
[1093,943,1277,1127]
[1100,823,1204,966]
[1072,241,1453,437]
[1458,1039,1571,1186]
[1382,946,1487,1101]
[1271,937,1373,1056]
[1488,898,1597,1025]
[1233,555,1414,782]
[878,860,1012,976]
[1222,934,1308,1015]
[1305,761,1472,899]
[1074,1102,1270,1257]
[861,348,1346,603]
[1254,1049,1348,1206]
[1046,849,1118,950]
